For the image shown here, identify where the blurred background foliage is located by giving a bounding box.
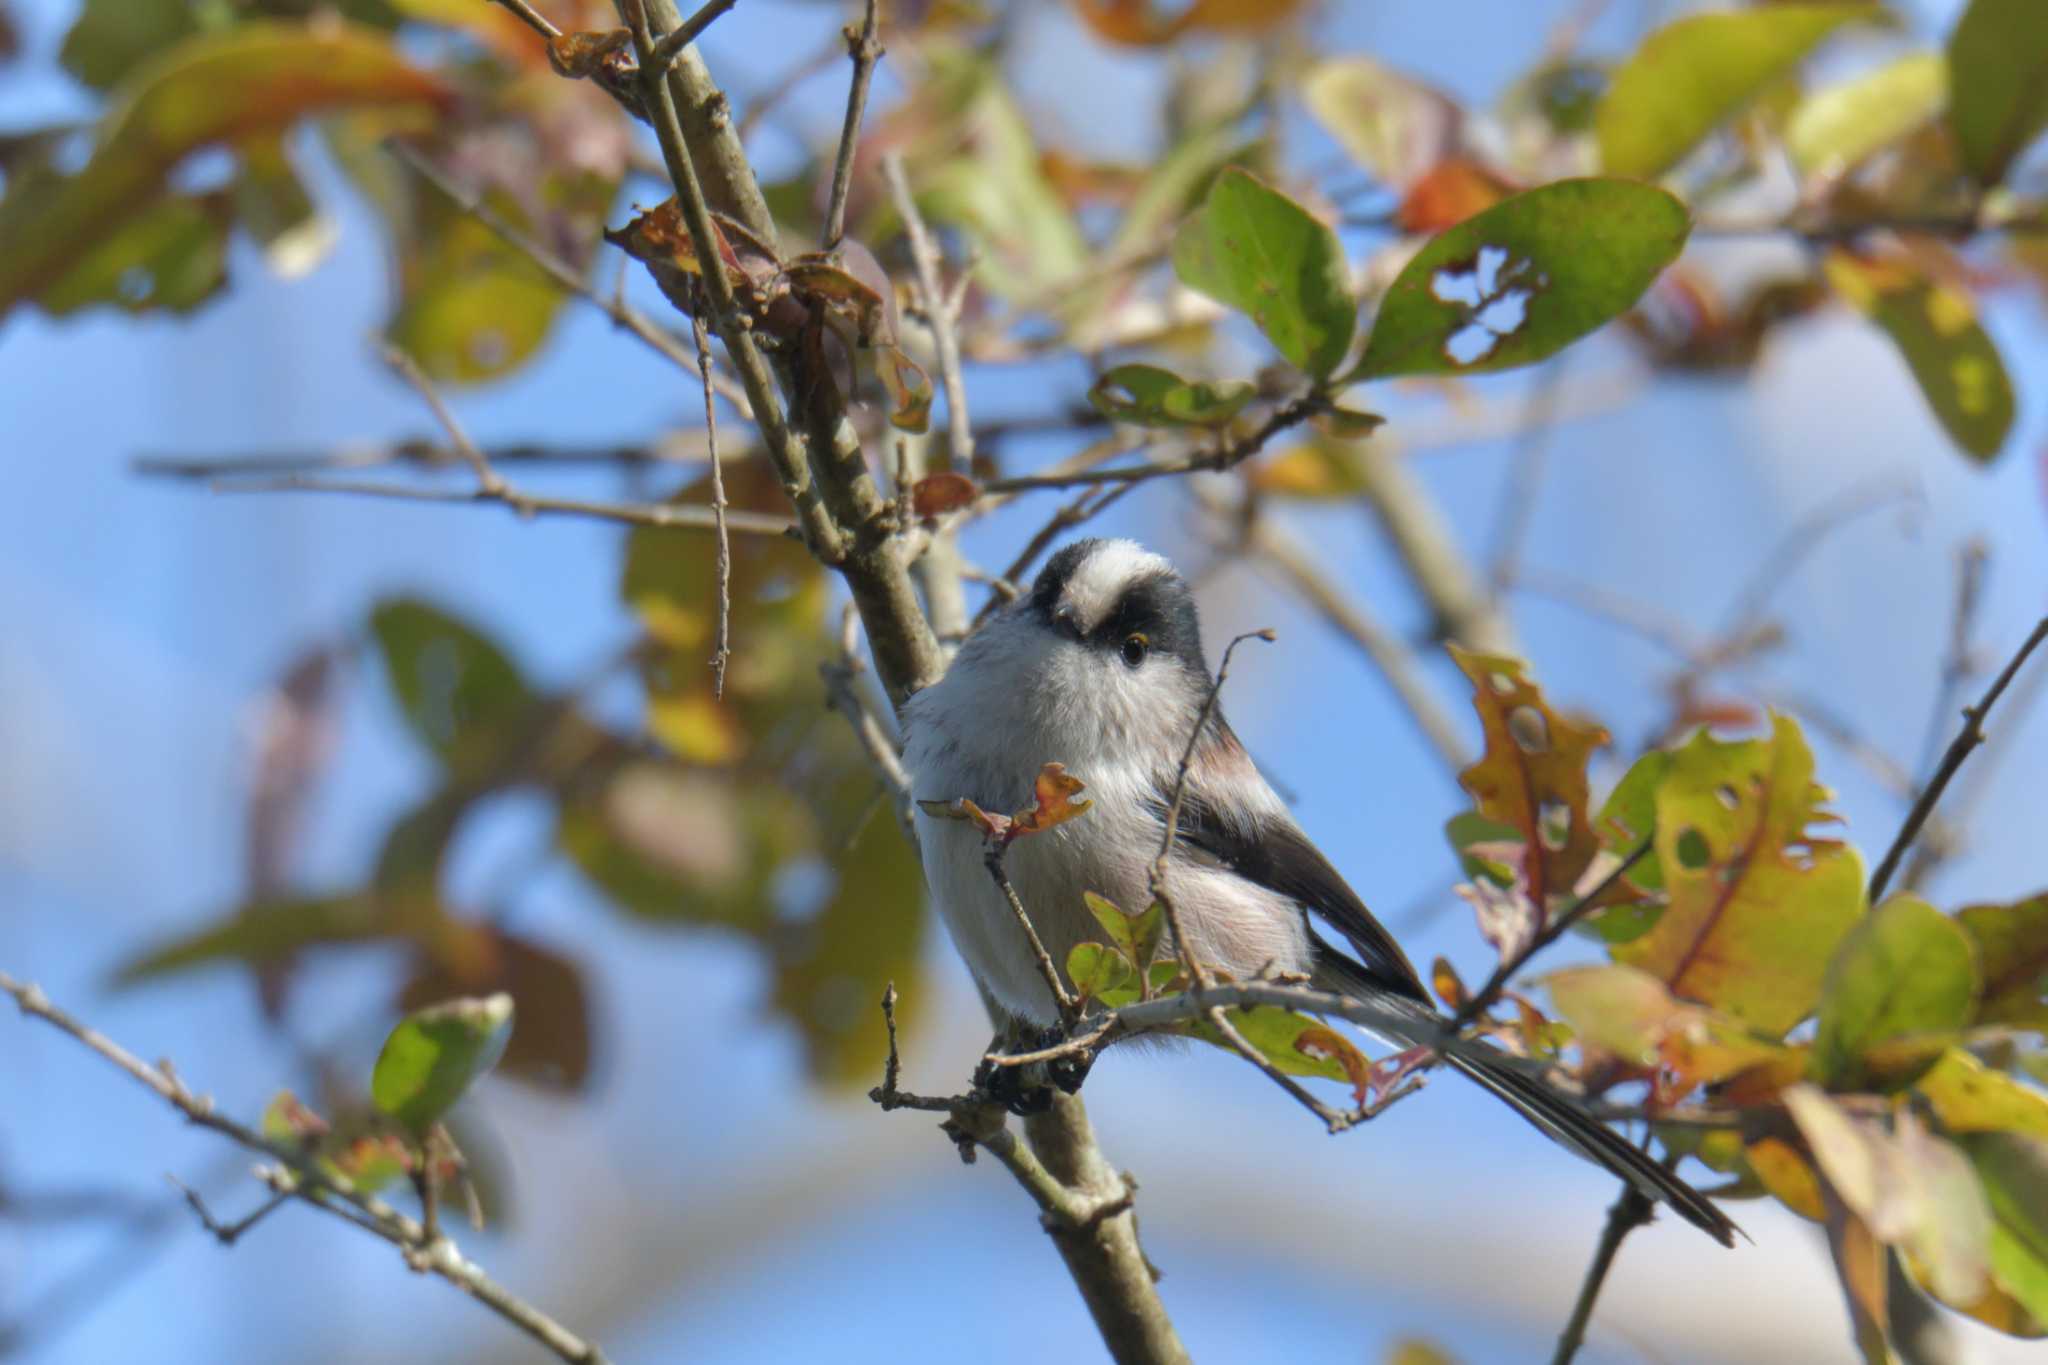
[3,0,2048,1361]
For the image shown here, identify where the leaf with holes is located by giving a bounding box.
[1814,894,1980,1090]
[1613,714,1865,1037]
[1447,647,1609,912]
[1171,167,1355,379]
[0,22,451,319]
[1352,179,1688,379]
[370,993,514,1136]
[1595,3,1876,179]
[1825,249,2015,463]
[1455,841,1539,963]
[1087,364,1255,429]
[1958,895,2048,1028]
[1948,0,2048,187]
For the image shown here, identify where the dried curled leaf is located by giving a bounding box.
[910,472,979,519]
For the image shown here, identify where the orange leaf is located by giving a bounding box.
[1013,762,1092,836]
[1430,955,1468,1011]
[911,472,979,519]
[1395,157,1513,234]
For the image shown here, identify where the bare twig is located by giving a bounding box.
[381,345,504,495]
[646,0,739,76]
[1485,358,1568,595]
[1351,440,1515,654]
[882,154,971,469]
[1869,615,2048,903]
[970,483,1136,627]
[1551,1180,1657,1365]
[690,301,733,696]
[982,394,1325,496]
[1,973,610,1365]
[208,474,791,536]
[487,0,560,39]
[1717,477,1919,642]
[1914,538,1989,787]
[138,436,715,480]
[822,0,883,250]
[168,1179,289,1247]
[985,846,1081,1026]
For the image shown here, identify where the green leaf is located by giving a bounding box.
[398,928,592,1091]
[58,0,200,91]
[1068,942,1133,1001]
[1964,1133,2048,1322]
[1948,0,2048,186]
[370,993,515,1135]
[1958,895,2048,1027]
[368,598,534,777]
[34,190,232,317]
[1171,167,1355,379]
[1595,3,1876,179]
[1787,53,1948,178]
[1083,891,1166,974]
[1814,894,1980,1089]
[1595,750,1669,895]
[1444,812,1523,885]
[0,22,450,319]
[1087,364,1255,429]
[1824,249,2015,463]
[1184,1003,1366,1084]
[1351,179,1688,380]
[1613,714,1865,1037]
[111,896,386,987]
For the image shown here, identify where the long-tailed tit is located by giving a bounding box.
[903,538,1734,1245]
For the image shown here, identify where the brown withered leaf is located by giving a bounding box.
[605,199,766,314]
[1015,763,1092,835]
[1395,156,1512,234]
[544,29,633,81]
[876,345,934,433]
[1295,1024,1374,1106]
[1430,955,1468,1011]
[1448,647,1609,912]
[910,472,978,518]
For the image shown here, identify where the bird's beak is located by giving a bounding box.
[1050,602,1082,638]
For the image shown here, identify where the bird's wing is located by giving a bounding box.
[1148,718,1429,1002]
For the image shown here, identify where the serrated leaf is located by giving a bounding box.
[370,993,514,1135]
[1087,364,1255,429]
[1595,3,1876,179]
[1814,894,1981,1089]
[1171,167,1355,379]
[1447,648,1609,910]
[1352,179,1688,379]
[1957,895,2048,1028]
[1613,714,1864,1036]
[1947,0,2048,186]
[0,22,451,320]
[1824,249,2015,463]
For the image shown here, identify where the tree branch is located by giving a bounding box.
[1550,1180,1655,1365]
[1,973,610,1365]
[822,0,881,250]
[1869,614,2048,903]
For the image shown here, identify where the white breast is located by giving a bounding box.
[901,612,1313,1026]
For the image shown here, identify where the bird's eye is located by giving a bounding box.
[1120,634,1149,668]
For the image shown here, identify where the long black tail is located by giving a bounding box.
[1316,948,1738,1246]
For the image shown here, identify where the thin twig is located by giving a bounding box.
[1868,615,2048,903]
[1485,358,1567,595]
[138,436,715,480]
[690,300,733,696]
[822,0,882,250]
[646,0,739,76]
[487,0,560,38]
[168,1179,290,1247]
[1,973,610,1365]
[985,847,1080,1026]
[381,345,504,495]
[384,140,752,414]
[982,395,1323,496]
[971,483,1136,627]
[881,153,972,469]
[1551,1180,1656,1365]
[1452,842,1652,1031]
[208,474,792,536]
[1914,538,1989,786]
[1716,477,1919,642]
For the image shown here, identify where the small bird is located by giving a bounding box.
[902,537,1735,1245]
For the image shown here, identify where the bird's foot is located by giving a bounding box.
[972,1023,1096,1115]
